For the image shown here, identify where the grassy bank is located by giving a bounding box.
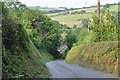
[24,40,54,78]
[3,40,54,78]
[65,41,119,76]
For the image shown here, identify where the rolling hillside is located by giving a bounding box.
[47,4,118,27]
[51,13,94,27]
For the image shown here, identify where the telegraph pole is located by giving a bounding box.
[97,0,100,19]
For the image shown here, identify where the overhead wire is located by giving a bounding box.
[80,0,89,19]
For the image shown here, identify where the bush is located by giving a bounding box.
[75,28,95,46]
[80,10,86,13]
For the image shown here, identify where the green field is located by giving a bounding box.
[47,4,118,27]
[51,12,95,27]
[109,5,118,12]
[48,7,97,27]
[39,9,55,12]
[52,13,94,23]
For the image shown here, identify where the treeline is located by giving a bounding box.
[2,1,63,78]
[81,3,118,9]
[50,10,86,17]
[42,9,68,14]
[2,1,62,57]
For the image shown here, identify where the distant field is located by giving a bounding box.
[68,7,97,13]
[47,7,99,27]
[51,13,95,27]
[109,5,118,12]
[47,5,118,27]
[52,13,93,23]
[47,7,97,16]
[39,9,54,12]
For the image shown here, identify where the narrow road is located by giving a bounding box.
[46,60,118,78]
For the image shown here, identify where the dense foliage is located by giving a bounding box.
[4,1,62,56]
[2,1,61,78]
[90,9,118,42]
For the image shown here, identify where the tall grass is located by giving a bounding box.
[65,41,119,76]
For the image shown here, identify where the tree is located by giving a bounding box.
[90,9,118,42]
[80,10,86,13]
[82,19,90,29]
[73,24,77,28]
[104,4,110,8]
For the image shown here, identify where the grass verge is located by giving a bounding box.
[65,41,119,77]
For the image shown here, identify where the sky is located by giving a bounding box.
[19,0,119,8]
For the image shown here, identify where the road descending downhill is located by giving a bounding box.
[46,60,118,78]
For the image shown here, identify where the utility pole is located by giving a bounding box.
[97,0,100,19]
